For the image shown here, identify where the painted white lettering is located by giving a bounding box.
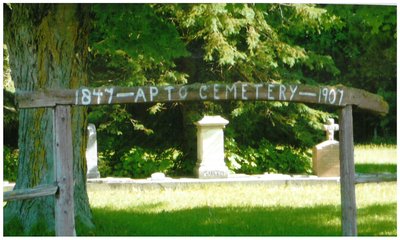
[179,86,188,100]
[241,84,248,100]
[279,85,286,101]
[116,92,134,98]
[289,85,298,100]
[199,85,208,100]
[81,88,91,105]
[213,84,220,100]
[93,89,103,104]
[319,87,329,103]
[164,86,175,101]
[337,89,344,105]
[328,89,336,104]
[149,86,159,102]
[267,84,275,100]
[75,89,79,105]
[318,88,322,103]
[105,88,114,104]
[135,87,147,102]
[254,84,263,99]
[299,92,317,97]
[226,84,237,99]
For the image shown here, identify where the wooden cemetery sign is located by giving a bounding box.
[5,82,389,236]
[17,83,388,115]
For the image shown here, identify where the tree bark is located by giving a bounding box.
[3,4,93,235]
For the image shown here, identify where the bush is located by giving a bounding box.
[226,138,312,175]
[115,146,182,178]
[4,146,18,182]
[97,150,115,177]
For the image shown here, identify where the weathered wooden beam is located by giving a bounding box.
[53,105,76,236]
[348,87,389,116]
[17,89,77,108]
[355,173,397,184]
[16,83,389,115]
[3,184,58,202]
[339,105,357,236]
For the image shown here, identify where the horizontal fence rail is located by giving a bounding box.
[3,184,58,202]
[16,83,388,115]
[355,173,397,184]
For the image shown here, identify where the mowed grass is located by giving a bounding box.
[82,145,396,236]
[354,144,397,174]
[82,182,397,236]
[3,144,396,236]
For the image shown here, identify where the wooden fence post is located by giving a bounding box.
[54,105,76,236]
[339,105,357,236]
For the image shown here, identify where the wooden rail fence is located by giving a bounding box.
[4,82,389,236]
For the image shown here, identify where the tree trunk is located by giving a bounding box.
[3,4,93,235]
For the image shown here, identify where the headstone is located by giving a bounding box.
[312,118,340,177]
[194,116,230,179]
[86,123,100,179]
[151,172,166,181]
[324,118,339,141]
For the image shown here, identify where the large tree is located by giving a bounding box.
[3,4,93,235]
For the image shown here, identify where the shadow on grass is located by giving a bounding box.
[82,203,396,236]
[357,204,397,236]
[355,163,397,174]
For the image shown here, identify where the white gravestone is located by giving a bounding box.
[194,116,230,179]
[86,123,100,179]
[312,118,340,177]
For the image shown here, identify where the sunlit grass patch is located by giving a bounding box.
[354,144,397,174]
[84,182,396,236]
[354,144,397,164]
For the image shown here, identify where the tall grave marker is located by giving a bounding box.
[86,123,100,179]
[312,118,340,177]
[194,116,230,179]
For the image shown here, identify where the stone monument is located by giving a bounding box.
[312,118,340,177]
[194,116,230,179]
[86,123,100,179]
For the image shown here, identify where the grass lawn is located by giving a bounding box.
[4,144,397,236]
[81,181,396,236]
[354,144,397,174]
[80,144,396,236]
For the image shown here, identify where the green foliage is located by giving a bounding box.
[4,4,395,179]
[228,102,333,148]
[86,3,345,177]
[3,146,19,181]
[88,4,192,178]
[91,4,188,63]
[89,4,190,89]
[159,3,341,81]
[3,44,14,92]
[88,104,154,177]
[88,103,188,177]
[304,5,396,140]
[89,105,154,137]
[85,3,396,178]
[226,138,311,174]
[115,147,182,178]
[3,44,19,149]
[3,89,18,128]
